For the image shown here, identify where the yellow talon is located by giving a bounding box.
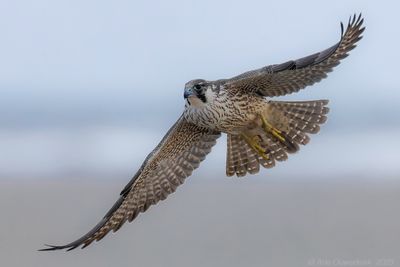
[260,114,286,142]
[241,133,269,161]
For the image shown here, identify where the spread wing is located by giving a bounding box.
[224,14,365,97]
[40,115,220,251]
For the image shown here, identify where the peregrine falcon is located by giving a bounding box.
[41,14,364,251]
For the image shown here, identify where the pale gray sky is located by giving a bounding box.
[0,0,399,179]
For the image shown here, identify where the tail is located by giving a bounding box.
[226,100,329,177]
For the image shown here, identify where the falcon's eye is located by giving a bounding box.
[194,84,202,90]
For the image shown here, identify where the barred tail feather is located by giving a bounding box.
[227,134,265,177]
[226,99,329,177]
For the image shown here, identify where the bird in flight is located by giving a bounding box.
[41,14,364,251]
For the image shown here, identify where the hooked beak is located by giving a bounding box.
[184,88,194,99]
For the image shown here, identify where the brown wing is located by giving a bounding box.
[40,115,220,251]
[224,14,365,97]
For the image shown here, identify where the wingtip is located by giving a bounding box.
[38,244,61,252]
[340,13,363,37]
[67,245,79,251]
[340,22,344,36]
[340,13,365,40]
[356,13,363,24]
[38,243,79,252]
[349,12,364,27]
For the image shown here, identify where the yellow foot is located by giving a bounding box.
[241,133,269,161]
[259,114,298,153]
[259,114,286,143]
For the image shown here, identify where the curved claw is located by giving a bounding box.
[241,133,269,161]
[259,114,286,143]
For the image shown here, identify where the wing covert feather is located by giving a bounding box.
[224,14,365,97]
[40,115,220,251]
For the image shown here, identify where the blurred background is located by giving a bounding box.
[1,0,399,266]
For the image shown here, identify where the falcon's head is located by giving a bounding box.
[184,79,217,108]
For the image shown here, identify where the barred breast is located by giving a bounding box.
[183,89,266,134]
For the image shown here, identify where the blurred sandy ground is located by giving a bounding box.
[1,176,399,267]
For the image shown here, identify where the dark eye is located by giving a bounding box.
[194,84,202,90]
